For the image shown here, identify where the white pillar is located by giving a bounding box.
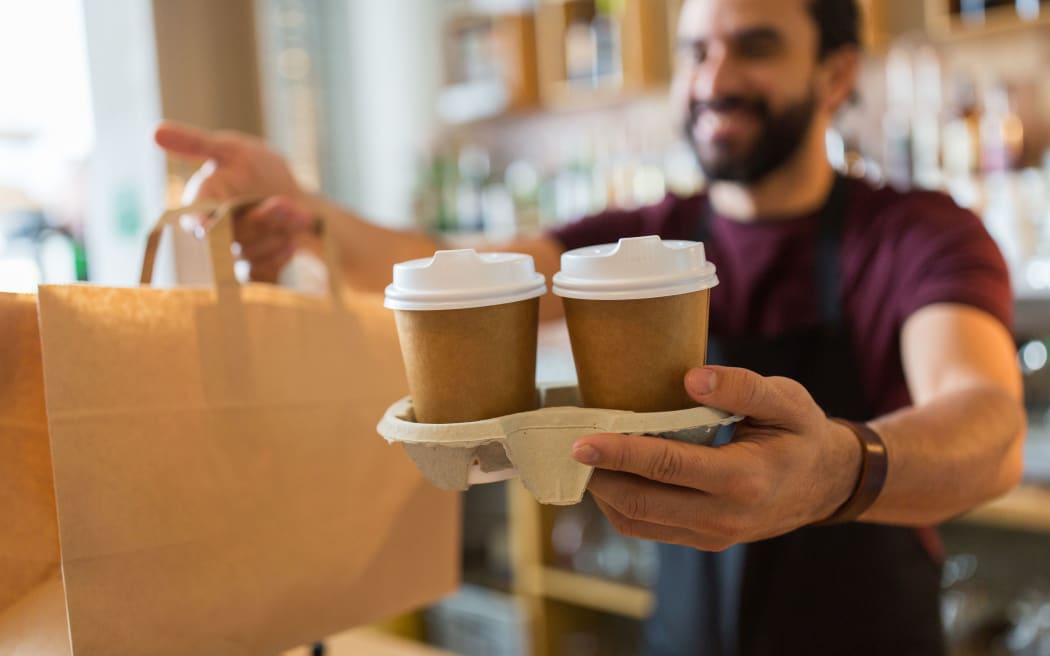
[81,0,168,285]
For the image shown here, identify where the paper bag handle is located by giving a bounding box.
[140,199,346,304]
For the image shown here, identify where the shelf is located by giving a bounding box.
[955,484,1050,533]
[281,628,456,656]
[1013,293,1050,338]
[540,79,665,114]
[537,567,654,620]
[926,0,1050,40]
[440,11,540,125]
[535,0,672,108]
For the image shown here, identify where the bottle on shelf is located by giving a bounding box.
[504,159,542,233]
[565,10,599,89]
[979,81,1025,174]
[942,74,982,184]
[564,0,627,91]
[455,145,491,233]
[417,109,695,236]
[882,43,914,189]
[959,0,988,25]
[911,45,944,190]
[960,0,1018,23]
[593,0,625,86]
[1016,0,1042,20]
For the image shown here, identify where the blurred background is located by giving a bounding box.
[2,1,1050,654]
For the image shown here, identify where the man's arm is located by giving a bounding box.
[155,121,566,319]
[310,195,565,319]
[569,303,1025,549]
[863,303,1024,524]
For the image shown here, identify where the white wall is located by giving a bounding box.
[81,0,169,285]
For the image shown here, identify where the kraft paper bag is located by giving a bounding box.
[0,292,72,656]
[0,202,460,655]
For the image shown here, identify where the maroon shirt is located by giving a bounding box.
[551,177,1013,417]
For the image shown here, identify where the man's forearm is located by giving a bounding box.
[309,196,440,293]
[303,196,567,321]
[863,384,1025,525]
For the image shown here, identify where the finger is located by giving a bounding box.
[155,120,228,162]
[246,241,296,282]
[684,366,813,428]
[587,469,731,530]
[248,251,293,283]
[240,234,292,262]
[191,168,236,205]
[236,197,314,241]
[572,432,745,494]
[236,210,287,245]
[178,161,221,205]
[592,496,734,551]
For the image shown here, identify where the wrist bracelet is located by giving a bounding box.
[815,419,888,526]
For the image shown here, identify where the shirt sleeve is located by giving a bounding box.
[893,192,1013,332]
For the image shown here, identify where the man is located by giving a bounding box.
[156,0,1024,653]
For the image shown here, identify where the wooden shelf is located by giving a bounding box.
[954,484,1050,533]
[538,80,665,114]
[926,0,1050,40]
[440,84,666,132]
[537,567,654,620]
[535,0,672,107]
[858,0,890,50]
[437,0,677,131]
[439,11,540,125]
[282,628,457,656]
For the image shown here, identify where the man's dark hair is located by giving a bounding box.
[808,0,862,59]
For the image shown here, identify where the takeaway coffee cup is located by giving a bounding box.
[385,249,547,423]
[552,236,719,412]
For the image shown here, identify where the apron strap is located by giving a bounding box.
[650,175,852,656]
[816,174,849,324]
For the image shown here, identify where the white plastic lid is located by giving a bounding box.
[384,249,547,311]
[552,236,718,301]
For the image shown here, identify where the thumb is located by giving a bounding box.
[684,365,809,428]
[155,120,226,162]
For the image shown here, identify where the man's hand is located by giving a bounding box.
[233,197,316,282]
[571,366,862,551]
[155,120,303,201]
[154,121,314,282]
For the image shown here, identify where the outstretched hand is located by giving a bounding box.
[155,121,314,282]
[572,366,862,550]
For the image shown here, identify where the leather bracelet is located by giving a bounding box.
[814,419,888,525]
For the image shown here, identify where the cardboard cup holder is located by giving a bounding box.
[377,385,743,505]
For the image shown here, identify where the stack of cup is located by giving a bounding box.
[384,249,547,424]
[553,236,719,412]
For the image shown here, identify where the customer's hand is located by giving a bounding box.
[571,366,862,550]
[232,196,315,282]
[154,121,314,282]
[155,120,303,201]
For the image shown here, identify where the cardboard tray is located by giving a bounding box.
[378,385,742,505]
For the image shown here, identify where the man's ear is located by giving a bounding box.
[818,46,860,113]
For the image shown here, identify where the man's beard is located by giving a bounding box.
[685,91,817,184]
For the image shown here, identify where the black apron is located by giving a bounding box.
[645,176,946,656]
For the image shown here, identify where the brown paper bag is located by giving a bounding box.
[0,292,72,655]
[0,202,459,655]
